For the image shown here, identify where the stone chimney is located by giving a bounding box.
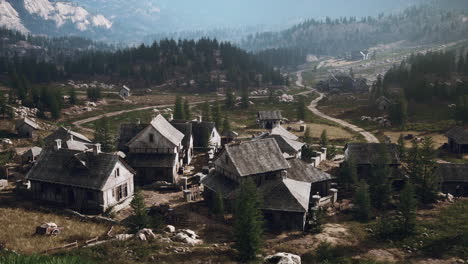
[169,114,174,121]
[54,139,62,151]
[198,115,202,122]
[69,134,74,142]
[136,118,141,125]
[93,144,101,156]
[281,170,288,180]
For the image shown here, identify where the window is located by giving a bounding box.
[149,133,154,143]
[115,168,120,177]
[123,183,128,197]
[111,188,115,198]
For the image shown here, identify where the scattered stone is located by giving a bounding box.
[115,234,134,241]
[164,225,176,233]
[264,252,301,264]
[172,229,202,246]
[135,229,157,241]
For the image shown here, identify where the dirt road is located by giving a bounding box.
[296,70,379,143]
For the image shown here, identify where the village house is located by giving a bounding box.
[15,117,39,138]
[271,126,299,140]
[434,163,468,197]
[21,146,42,164]
[254,133,304,159]
[202,139,335,231]
[375,96,393,111]
[257,111,282,129]
[445,126,468,154]
[26,142,135,214]
[118,115,185,184]
[120,85,131,98]
[170,120,194,165]
[344,143,402,180]
[44,127,93,151]
[221,130,239,146]
[191,118,221,152]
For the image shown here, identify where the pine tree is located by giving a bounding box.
[304,127,312,144]
[211,192,225,217]
[407,140,438,204]
[369,145,392,209]
[320,129,328,148]
[297,96,306,120]
[353,180,372,222]
[398,182,417,235]
[212,100,222,130]
[69,86,77,105]
[339,158,358,191]
[130,190,149,232]
[222,114,231,134]
[241,86,249,109]
[234,178,263,262]
[174,95,185,120]
[201,101,212,122]
[225,87,235,109]
[94,116,115,152]
[184,99,191,120]
[0,92,11,119]
[397,134,406,161]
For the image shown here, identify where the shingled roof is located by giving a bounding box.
[191,121,217,147]
[260,178,311,213]
[118,123,147,150]
[254,134,304,157]
[258,111,282,120]
[126,115,184,148]
[26,149,133,190]
[45,127,91,145]
[171,120,193,148]
[446,126,468,144]
[224,138,290,177]
[271,126,298,140]
[345,143,400,165]
[435,163,468,183]
[287,159,334,183]
[16,118,39,130]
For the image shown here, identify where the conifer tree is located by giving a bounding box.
[304,127,312,144]
[0,92,11,119]
[212,100,222,130]
[130,190,149,232]
[297,96,306,120]
[225,87,235,109]
[212,192,225,217]
[320,129,328,148]
[222,114,231,134]
[201,101,212,122]
[174,95,185,120]
[184,99,191,120]
[69,86,77,105]
[397,134,406,161]
[339,158,358,191]
[353,180,372,222]
[234,178,263,262]
[398,182,417,235]
[369,145,392,209]
[94,116,115,152]
[241,86,249,109]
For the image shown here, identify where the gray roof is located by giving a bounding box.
[435,163,468,183]
[191,121,216,147]
[258,111,282,120]
[121,85,130,91]
[17,118,39,130]
[268,135,304,155]
[45,127,91,146]
[126,115,184,147]
[224,138,290,177]
[446,127,468,144]
[126,153,177,168]
[26,149,133,190]
[271,126,298,140]
[345,143,400,165]
[201,171,239,199]
[287,159,334,183]
[22,147,42,158]
[171,120,193,148]
[260,178,311,213]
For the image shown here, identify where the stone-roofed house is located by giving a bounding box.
[26,143,135,214]
[16,117,40,138]
[271,126,299,141]
[120,85,131,98]
[257,111,282,129]
[21,146,42,164]
[202,139,336,231]
[434,163,468,197]
[446,126,468,154]
[344,143,401,179]
[254,133,304,159]
[119,115,185,184]
[44,127,93,151]
[191,119,221,151]
[171,120,194,165]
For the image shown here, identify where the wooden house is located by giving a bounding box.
[254,134,304,159]
[435,163,468,197]
[191,120,221,151]
[171,120,194,165]
[26,143,135,214]
[344,143,402,180]
[44,127,93,151]
[446,127,468,154]
[119,114,185,184]
[202,139,335,231]
[257,111,282,129]
[21,146,42,164]
[375,96,393,111]
[120,85,131,98]
[16,118,39,138]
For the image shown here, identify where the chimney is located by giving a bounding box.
[169,114,174,121]
[136,118,141,125]
[54,139,62,151]
[69,134,74,142]
[198,115,202,122]
[93,144,101,155]
[281,170,288,180]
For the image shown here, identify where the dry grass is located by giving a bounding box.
[289,123,354,140]
[0,207,113,254]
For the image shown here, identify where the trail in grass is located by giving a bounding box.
[296,70,379,143]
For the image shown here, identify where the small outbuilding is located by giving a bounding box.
[257,111,282,129]
[434,163,468,197]
[120,85,131,98]
[21,146,42,164]
[16,118,39,138]
[375,96,393,111]
[446,126,468,154]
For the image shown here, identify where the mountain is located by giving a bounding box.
[0,0,112,38]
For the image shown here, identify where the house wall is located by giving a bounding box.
[259,120,280,129]
[448,138,468,154]
[128,125,181,154]
[441,182,468,197]
[209,129,222,151]
[134,166,178,184]
[17,125,35,138]
[263,210,306,231]
[102,161,135,210]
[30,181,103,213]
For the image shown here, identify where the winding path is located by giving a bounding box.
[296,70,379,143]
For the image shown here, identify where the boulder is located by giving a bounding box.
[264,253,301,264]
[164,225,176,233]
[135,229,157,241]
[172,229,202,246]
[116,234,134,241]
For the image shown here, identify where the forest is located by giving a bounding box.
[245,3,468,67]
